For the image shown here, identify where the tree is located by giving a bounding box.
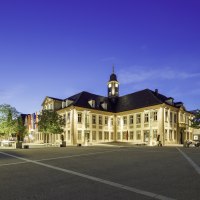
[15,116,28,142]
[38,109,66,143]
[190,110,200,129]
[0,104,19,139]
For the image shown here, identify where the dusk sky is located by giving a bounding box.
[0,0,200,114]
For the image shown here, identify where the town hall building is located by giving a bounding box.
[35,70,193,146]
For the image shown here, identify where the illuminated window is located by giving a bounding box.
[78,130,82,140]
[92,131,96,140]
[109,83,112,88]
[115,83,118,87]
[110,117,113,125]
[123,116,127,125]
[110,132,114,140]
[68,131,70,140]
[67,112,70,123]
[78,113,82,123]
[104,131,109,140]
[129,115,134,124]
[144,113,149,123]
[136,114,141,124]
[92,115,96,124]
[153,130,157,139]
[105,116,108,125]
[165,111,168,122]
[130,131,134,140]
[136,131,141,140]
[117,132,121,140]
[174,113,177,124]
[153,112,158,121]
[99,131,103,140]
[99,116,102,125]
[170,112,173,123]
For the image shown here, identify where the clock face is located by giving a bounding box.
[109,83,112,88]
[115,83,118,87]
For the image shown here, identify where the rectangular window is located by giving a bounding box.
[110,132,114,140]
[78,113,82,123]
[104,131,109,140]
[78,130,82,140]
[123,116,127,125]
[117,132,121,140]
[68,130,70,140]
[165,111,168,122]
[174,130,177,140]
[130,131,134,140]
[136,114,141,124]
[117,117,120,126]
[165,129,168,140]
[144,113,149,123]
[123,131,127,140]
[92,131,96,141]
[174,114,177,123]
[129,115,134,124]
[153,129,157,139]
[169,130,173,140]
[92,115,96,124]
[153,111,158,121]
[99,116,102,125]
[105,116,108,125]
[67,112,70,123]
[99,131,102,140]
[110,118,113,126]
[136,131,141,140]
[170,112,173,123]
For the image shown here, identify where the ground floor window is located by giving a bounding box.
[165,129,168,141]
[68,130,70,140]
[153,130,157,139]
[99,131,103,140]
[110,132,114,140]
[130,131,134,140]
[122,131,127,140]
[78,130,82,140]
[117,132,121,140]
[136,131,141,140]
[174,130,177,140]
[104,131,109,140]
[169,130,173,140]
[92,131,96,141]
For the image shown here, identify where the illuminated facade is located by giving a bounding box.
[36,71,194,146]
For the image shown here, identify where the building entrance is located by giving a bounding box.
[84,131,90,145]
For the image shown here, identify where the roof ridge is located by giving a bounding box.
[146,89,165,104]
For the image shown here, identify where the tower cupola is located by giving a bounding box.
[107,66,119,99]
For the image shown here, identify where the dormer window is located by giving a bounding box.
[102,102,107,110]
[66,99,73,107]
[88,100,95,108]
[165,97,174,105]
[62,101,66,108]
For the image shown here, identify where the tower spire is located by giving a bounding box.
[112,64,115,74]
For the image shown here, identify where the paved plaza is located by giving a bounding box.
[0,145,200,200]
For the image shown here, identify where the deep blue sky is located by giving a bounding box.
[0,0,200,113]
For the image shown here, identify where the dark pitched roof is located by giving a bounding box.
[114,89,167,112]
[71,91,114,112]
[54,88,185,113]
[47,96,63,101]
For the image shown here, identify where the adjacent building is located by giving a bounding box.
[35,70,194,146]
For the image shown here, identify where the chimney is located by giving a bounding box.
[155,89,158,95]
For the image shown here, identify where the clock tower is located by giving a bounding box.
[107,67,119,99]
